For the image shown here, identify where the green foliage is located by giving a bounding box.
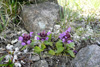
[44,41,53,46]
[33,39,75,57]
[21,45,27,50]
[0,0,19,20]
[34,42,46,54]
[49,49,55,55]
[0,12,5,32]
[0,0,23,33]
[34,46,43,54]
[66,42,75,48]
[30,39,35,46]
[66,42,75,57]
[55,41,64,54]
[67,50,75,57]
[41,42,46,50]
[48,34,52,41]
[0,55,6,62]
[56,47,64,54]
[0,59,14,67]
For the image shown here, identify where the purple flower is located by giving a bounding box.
[59,27,73,43]
[73,50,77,54]
[37,31,51,41]
[66,27,71,32]
[19,32,33,45]
[19,36,23,41]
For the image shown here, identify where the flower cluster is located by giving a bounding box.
[18,27,73,45]
[19,32,33,46]
[59,27,73,43]
[37,31,51,41]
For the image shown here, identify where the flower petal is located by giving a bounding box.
[30,32,33,37]
[73,50,77,54]
[59,36,62,39]
[59,33,65,39]
[41,39,44,41]
[65,36,67,39]
[21,42,26,46]
[37,33,40,35]
[18,36,23,41]
[22,34,25,36]
[37,37,40,40]
[66,27,71,32]
[45,37,49,40]
[62,39,65,43]
[47,32,51,35]
[67,40,72,44]
[27,40,31,45]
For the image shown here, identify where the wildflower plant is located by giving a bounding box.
[59,27,73,43]
[18,28,76,57]
[34,31,52,54]
[19,32,33,46]
[37,31,51,41]
[51,27,75,57]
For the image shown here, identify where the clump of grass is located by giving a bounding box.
[0,12,9,33]
[58,0,100,28]
[0,0,24,33]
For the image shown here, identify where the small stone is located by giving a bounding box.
[15,62,21,67]
[17,32,21,35]
[11,39,18,44]
[31,54,40,61]
[6,44,13,50]
[23,48,28,53]
[96,40,100,46]
[54,25,60,29]
[13,41,23,50]
[21,60,25,64]
[34,60,48,67]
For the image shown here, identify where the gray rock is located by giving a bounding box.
[21,2,61,34]
[52,56,69,67]
[34,60,48,67]
[45,56,70,67]
[29,0,58,4]
[13,41,23,49]
[31,54,40,61]
[72,45,100,67]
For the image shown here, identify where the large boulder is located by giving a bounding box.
[72,45,100,67]
[21,2,62,34]
[29,0,58,4]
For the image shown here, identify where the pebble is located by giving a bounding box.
[11,39,18,44]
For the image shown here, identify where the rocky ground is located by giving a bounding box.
[0,1,100,67]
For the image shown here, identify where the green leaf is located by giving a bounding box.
[34,46,43,53]
[41,43,46,50]
[56,41,63,49]
[21,45,27,50]
[0,64,8,66]
[66,42,75,48]
[67,50,75,57]
[44,41,53,46]
[48,34,52,41]
[9,63,14,67]
[30,39,34,46]
[49,50,55,55]
[0,55,6,62]
[56,47,64,54]
[55,41,64,54]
